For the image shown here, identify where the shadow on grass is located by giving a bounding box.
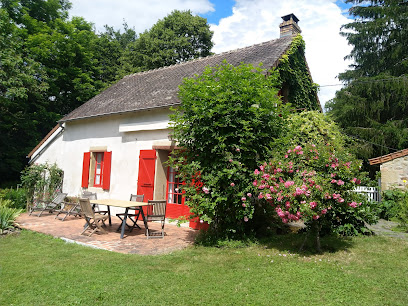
[195,229,355,256]
[257,232,355,255]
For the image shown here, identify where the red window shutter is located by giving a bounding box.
[102,151,112,190]
[81,152,91,188]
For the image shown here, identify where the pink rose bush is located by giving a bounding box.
[251,143,365,227]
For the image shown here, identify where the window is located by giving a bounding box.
[93,152,104,187]
[166,167,184,205]
[81,151,112,190]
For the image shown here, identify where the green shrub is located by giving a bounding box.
[0,199,23,234]
[252,143,377,238]
[379,189,403,220]
[170,62,289,237]
[0,188,27,210]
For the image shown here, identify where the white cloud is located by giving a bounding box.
[69,0,214,33]
[211,0,352,107]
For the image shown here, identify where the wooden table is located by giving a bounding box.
[91,199,150,239]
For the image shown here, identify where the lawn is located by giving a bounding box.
[1,231,408,305]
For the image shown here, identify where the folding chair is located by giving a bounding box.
[29,192,67,217]
[54,198,81,221]
[82,191,108,215]
[79,198,108,236]
[116,194,144,232]
[145,200,167,239]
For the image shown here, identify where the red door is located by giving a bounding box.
[137,150,156,218]
[165,166,190,218]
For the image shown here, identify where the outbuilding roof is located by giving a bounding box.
[369,148,408,165]
[60,35,294,123]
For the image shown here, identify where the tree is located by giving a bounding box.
[169,62,289,237]
[326,0,408,161]
[121,10,213,73]
[92,23,138,84]
[0,8,49,185]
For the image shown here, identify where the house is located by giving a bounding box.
[369,148,408,191]
[27,14,319,228]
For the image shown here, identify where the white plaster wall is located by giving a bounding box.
[32,130,65,169]
[31,108,172,214]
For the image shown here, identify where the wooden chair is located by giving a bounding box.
[79,198,108,236]
[146,200,167,239]
[116,194,144,232]
[82,191,108,215]
[54,198,81,221]
[29,192,67,217]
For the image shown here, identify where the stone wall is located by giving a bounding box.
[380,156,408,190]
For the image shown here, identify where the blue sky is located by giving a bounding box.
[69,0,355,106]
[200,0,353,25]
[201,0,236,24]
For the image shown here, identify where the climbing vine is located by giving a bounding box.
[277,34,320,111]
[20,163,64,210]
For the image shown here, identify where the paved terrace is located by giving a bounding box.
[16,213,198,255]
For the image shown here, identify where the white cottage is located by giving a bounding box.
[28,15,315,228]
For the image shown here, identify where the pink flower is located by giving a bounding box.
[295,145,302,151]
[236,148,240,152]
[230,182,235,187]
[242,203,246,208]
[241,197,246,201]
[285,154,289,158]
[253,180,257,186]
[287,149,292,154]
[331,173,337,178]
[309,201,317,209]
[332,193,340,199]
[247,193,252,197]
[338,198,344,203]
[276,168,282,173]
[337,180,344,186]
[348,202,358,208]
[199,219,204,224]
[229,159,233,163]
[202,187,210,194]
[285,201,291,208]
[312,215,320,220]
[254,169,260,175]
[244,216,248,222]
[321,209,327,215]
[259,165,264,171]
[282,218,288,223]
[284,181,294,188]
[331,179,337,184]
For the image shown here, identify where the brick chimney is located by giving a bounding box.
[279,14,301,37]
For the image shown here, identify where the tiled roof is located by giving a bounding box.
[60,35,294,122]
[369,148,408,165]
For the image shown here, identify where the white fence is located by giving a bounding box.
[353,186,380,203]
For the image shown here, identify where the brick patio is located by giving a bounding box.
[16,213,198,255]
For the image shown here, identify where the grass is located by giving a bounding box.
[1,231,408,305]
